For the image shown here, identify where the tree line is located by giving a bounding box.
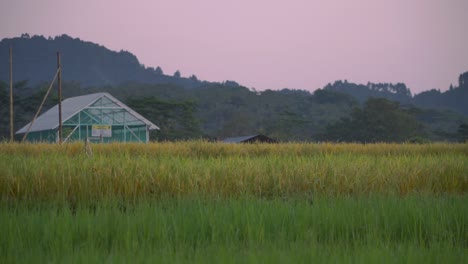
[1,80,467,142]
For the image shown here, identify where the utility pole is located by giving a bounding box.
[57,52,62,144]
[9,45,14,142]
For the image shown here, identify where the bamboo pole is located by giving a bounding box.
[9,45,14,142]
[57,52,62,144]
[21,69,59,142]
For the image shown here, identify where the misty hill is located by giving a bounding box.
[0,34,205,88]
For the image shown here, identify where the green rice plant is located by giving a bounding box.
[0,196,466,263]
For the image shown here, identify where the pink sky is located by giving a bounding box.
[1,0,467,93]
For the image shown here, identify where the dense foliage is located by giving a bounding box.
[1,35,467,142]
[1,79,467,142]
[321,98,425,142]
[127,96,202,141]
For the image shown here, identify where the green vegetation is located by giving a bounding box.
[2,35,468,142]
[127,96,202,141]
[2,79,467,142]
[1,197,466,263]
[321,98,425,142]
[0,142,467,263]
[459,123,468,142]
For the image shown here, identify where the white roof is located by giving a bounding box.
[16,92,159,134]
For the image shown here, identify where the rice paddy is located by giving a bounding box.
[0,142,467,263]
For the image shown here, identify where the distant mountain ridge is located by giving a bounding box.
[0,34,207,88]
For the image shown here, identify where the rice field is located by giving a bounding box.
[0,142,467,263]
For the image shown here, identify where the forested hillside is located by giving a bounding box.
[324,72,468,115]
[0,34,204,88]
[1,80,467,142]
[1,34,467,142]
[413,72,468,115]
[1,34,467,115]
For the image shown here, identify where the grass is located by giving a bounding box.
[0,142,467,263]
[1,196,466,263]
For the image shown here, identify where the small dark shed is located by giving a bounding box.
[222,134,277,144]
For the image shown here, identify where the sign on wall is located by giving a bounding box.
[92,125,112,137]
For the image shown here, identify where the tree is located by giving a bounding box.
[0,81,7,104]
[459,72,468,88]
[155,66,163,75]
[0,81,8,139]
[126,96,202,141]
[219,112,254,138]
[173,70,181,78]
[458,123,468,142]
[321,98,425,142]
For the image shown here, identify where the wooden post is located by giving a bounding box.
[57,52,62,144]
[9,45,14,142]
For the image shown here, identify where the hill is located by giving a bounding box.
[1,34,467,116]
[323,73,468,115]
[0,34,467,142]
[413,72,468,115]
[0,34,206,88]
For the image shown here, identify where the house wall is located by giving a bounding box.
[24,130,57,143]
[62,125,148,143]
[22,125,149,143]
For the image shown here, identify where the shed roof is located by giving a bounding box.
[16,92,159,134]
[223,135,259,143]
[222,134,278,143]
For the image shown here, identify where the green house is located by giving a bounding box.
[16,92,159,143]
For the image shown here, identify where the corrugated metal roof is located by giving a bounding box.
[16,92,159,134]
[222,135,259,143]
